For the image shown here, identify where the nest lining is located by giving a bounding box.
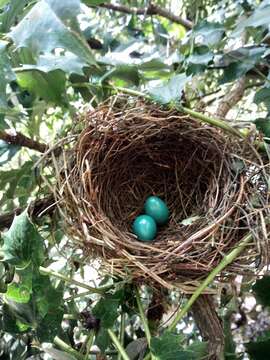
[56,96,270,290]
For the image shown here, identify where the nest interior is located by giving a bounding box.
[58,96,270,290]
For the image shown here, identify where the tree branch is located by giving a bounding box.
[192,295,225,360]
[215,76,246,118]
[0,130,47,153]
[0,195,55,230]
[99,3,193,29]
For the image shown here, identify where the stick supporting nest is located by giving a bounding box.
[56,96,270,290]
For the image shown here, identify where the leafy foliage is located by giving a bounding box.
[0,0,270,358]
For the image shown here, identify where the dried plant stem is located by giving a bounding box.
[108,328,130,360]
[168,232,253,331]
[39,266,110,294]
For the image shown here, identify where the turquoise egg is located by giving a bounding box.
[132,215,157,241]
[144,196,169,225]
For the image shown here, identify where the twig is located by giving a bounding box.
[0,195,55,231]
[167,232,253,331]
[0,130,47,153]
[215,76,247,118]
[98,3,193,29]
[39,266,111,294]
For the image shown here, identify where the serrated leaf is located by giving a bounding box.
[252,275,270,306]
[19,53,87,76]
[254,89,270,111]
[246,332,270,360]
[5,264,33,303]
[17,69,67,105]
[95,327,111,353]
[193,21,224,47]
[0,0,29,32]
[0,140,20,167]
[9,0,96,66]
[150,333,206,360]
[150,332,185,360]
[92,290,123,328]
[2,209,44,268]
[148,73,189,105]
[254,118,270,139]
[233,4,270,37]
[0,41,16,109]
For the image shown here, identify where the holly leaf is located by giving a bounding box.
[9,0,96,66]
[246,331,270,360]
[20,53,87,76]
[254,89,270,111]
[192,21,224,47]
[150,332,206,360]
[148,73,189,105]
[233,3,270,37]
[17,69,67,105]
[254,118,270,140]
[2,209,44,268]
[252,276,270,306]
[5,263,33,303]
[0,0,29,32]
[0,41,16,109]
[0,140,20,167]
[150,332,185,360]
[92,296,119,329]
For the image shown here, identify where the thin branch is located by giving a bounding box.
[0,195,55,230]
[215,76,247,118]
[0,130,47,153]
[99,3,193,29]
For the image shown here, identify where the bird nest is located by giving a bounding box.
[54,95,270,291]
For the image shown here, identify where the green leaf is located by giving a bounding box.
[17,69,67,105]
[2,209,44,268]
[246,332,270,360]
[9,0,96,67]
[92,290,123,328]
[19,53,87,76]
[150,332,185,360]
[5,264,33,303]
[148,73,189,105]
[192,21,224,47]
[0,0,9,8]
[0,159,37,206]
[0,41,16,109]
[254,118,270,140]
[252,275,270,306]
[233,3,270,37]
[95,327,111,353]
[0,140,20,167]
[0,0,29,32]
[254,89,270,111]
[150,333,206,360]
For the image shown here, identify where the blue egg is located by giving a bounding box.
[144,196,169,225]
[132,215,157,241]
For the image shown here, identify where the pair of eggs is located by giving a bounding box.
[132,196,169,242]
